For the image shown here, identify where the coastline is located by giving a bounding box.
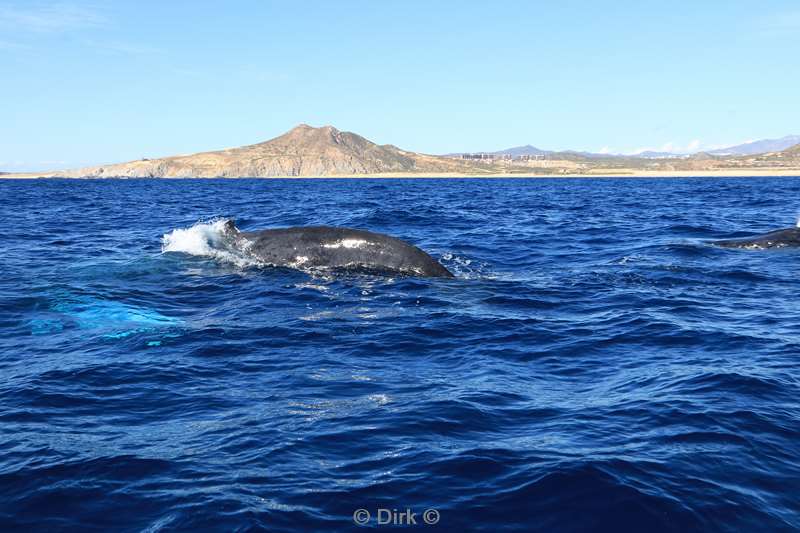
[3,168,800,179]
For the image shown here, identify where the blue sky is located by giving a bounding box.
[2,0,799,171]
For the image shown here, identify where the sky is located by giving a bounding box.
[2,0,800,171]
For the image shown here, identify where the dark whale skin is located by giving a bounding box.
[224,221,454,277]
[711,227,800,249]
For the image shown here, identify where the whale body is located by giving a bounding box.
[711,227,800,249]
[223,221,454,277]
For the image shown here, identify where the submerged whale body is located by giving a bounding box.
[711,227,800,249]
[223,221,454,277]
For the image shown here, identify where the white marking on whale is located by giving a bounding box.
[322,239,371,249]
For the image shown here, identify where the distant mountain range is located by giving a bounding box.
[491,145,550,157]
[707,135,800,156]
[634,150,684,159]
[453,135,800,159]
[8,125,800,178]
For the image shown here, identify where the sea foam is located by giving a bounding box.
[161,219,255,267]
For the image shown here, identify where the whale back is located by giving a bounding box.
[230,223,453,277]
[712,227,800,249]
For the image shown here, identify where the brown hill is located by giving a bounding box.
[56,124,486,178]
[782,143,800,155]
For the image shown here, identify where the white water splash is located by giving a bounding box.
[161,219,256,267]
[440,252,496,279]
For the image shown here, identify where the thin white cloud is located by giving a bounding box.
[81,39,162,57]
[628,140,706,155]
[702,143,729,151]
[0,2,106,33]
[659,141,676,153]
[0,5,158,59]
[0,160,28,169]
[0,159,72,171]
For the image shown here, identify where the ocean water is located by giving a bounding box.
[1,177,799,532]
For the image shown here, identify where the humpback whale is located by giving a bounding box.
[222,221,454,277]
[711,227,800,249]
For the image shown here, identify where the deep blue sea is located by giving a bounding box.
[2,177,800,532]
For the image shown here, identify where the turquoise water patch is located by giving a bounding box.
[29,318,65,335]
[30,295,181,340]
[51,300,178,327]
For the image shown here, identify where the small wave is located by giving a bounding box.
[161,219,257,267]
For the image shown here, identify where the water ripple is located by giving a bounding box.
[1,177,800,531]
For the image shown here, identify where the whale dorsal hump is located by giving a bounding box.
[223,219,237,234]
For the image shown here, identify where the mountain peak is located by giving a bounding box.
[277,124,347,145]
[59,123,475,177]
[289,123,339,133]
[493,144,550,157]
